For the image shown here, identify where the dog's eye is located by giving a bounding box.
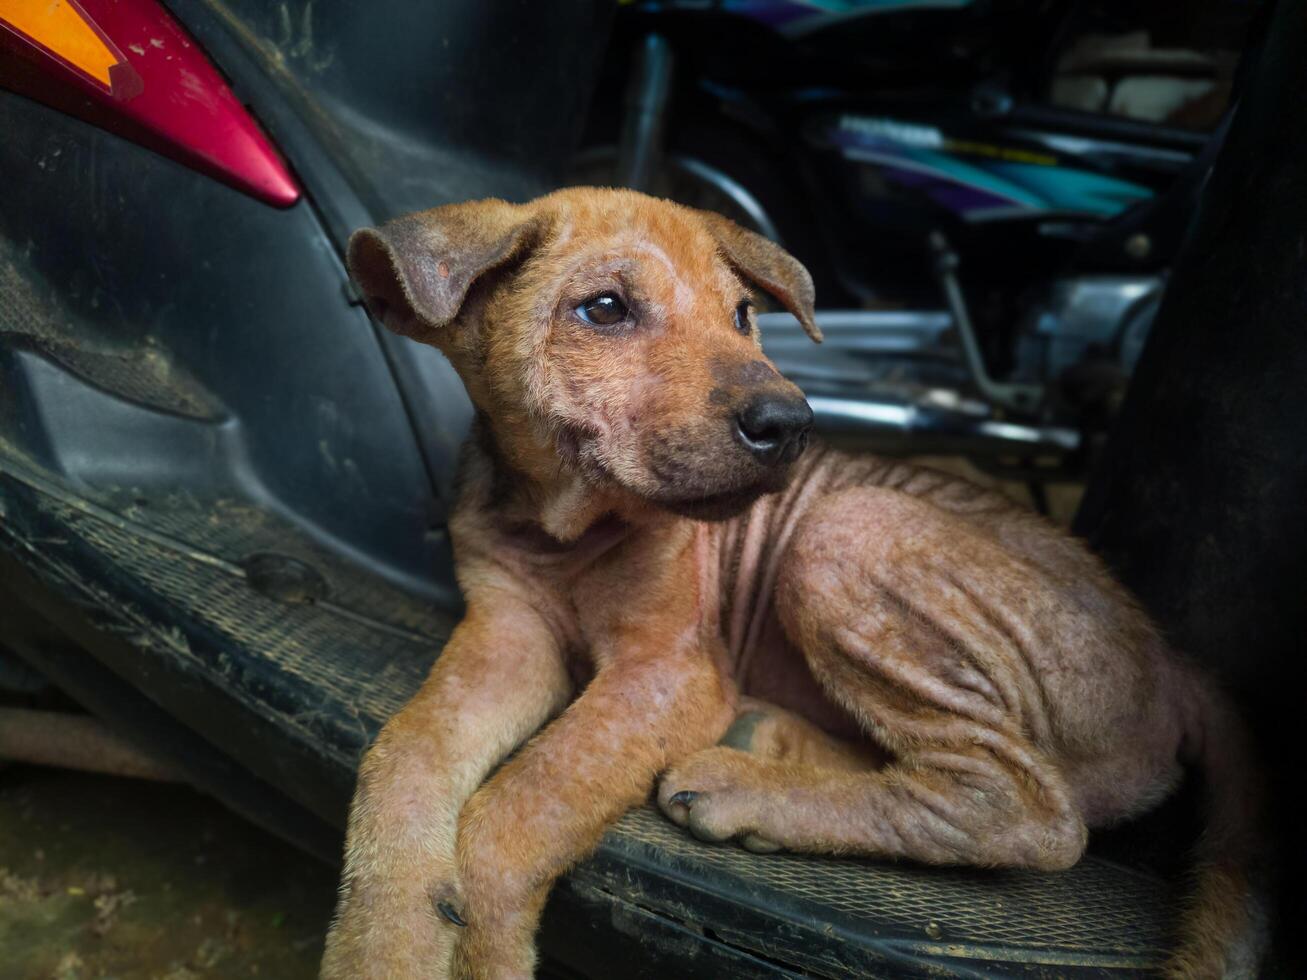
[734,299,753,335]
[576,293,629,326]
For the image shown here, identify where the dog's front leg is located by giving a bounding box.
[321,598,571,980]
[449,645,733,979]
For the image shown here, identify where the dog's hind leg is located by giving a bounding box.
[681,699,884,854]
[722,697,883,773]
[658,738,1086,868]
[660,486,1119,870]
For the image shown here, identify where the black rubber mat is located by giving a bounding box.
[0,439,1179,977]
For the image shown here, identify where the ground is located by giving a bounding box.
[0,765,337,980]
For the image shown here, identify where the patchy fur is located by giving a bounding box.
[321,188,1264,980]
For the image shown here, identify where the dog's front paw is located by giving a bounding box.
[321,863,466,980]
[448,819,543,980]
[657,747,783,853]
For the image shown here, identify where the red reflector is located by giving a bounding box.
[0,0,300,207]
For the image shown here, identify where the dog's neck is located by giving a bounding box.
[470,413,664,544]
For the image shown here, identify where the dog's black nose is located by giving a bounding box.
[735,395,814,466]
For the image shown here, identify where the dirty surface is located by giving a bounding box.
[0,765,337,980]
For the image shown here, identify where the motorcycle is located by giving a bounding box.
[0,1,1268,977]
[576,0,1238,495]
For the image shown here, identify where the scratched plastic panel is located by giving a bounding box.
[95,494,454,637]
[45,501,438,748]
[0,448,445,757]
[0,238,222,420]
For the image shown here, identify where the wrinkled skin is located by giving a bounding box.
[320,189,1262,980]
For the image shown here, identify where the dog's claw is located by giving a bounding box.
[668,790,699,808]
[437,900,467,927]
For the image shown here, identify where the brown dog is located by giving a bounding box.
[320,188,1263,979]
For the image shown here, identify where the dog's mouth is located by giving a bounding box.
[656,485,768,521]
[558,421,795,521]
[645,460,796,520]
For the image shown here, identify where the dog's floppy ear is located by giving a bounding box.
[697,211,822,343]
[347,200,541,343]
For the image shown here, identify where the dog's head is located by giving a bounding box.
[348,188,819,521]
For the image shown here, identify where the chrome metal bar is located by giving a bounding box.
[929,233,1044,413]
[808,393,1080,456]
